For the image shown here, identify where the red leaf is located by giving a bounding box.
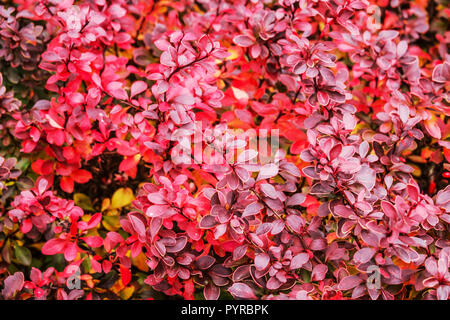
[120,266,131,286]
[60,176,74,193]
[72,169,92,184]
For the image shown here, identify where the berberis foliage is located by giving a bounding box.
[0,0,449,300]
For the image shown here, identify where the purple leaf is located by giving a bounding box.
[286,193,306,207]
[242,202,264,218]
[270,219,285,235]
[286,215,304,233]
[333,205,354,218]
[260,183,278,199]
[353,247,376,264]
[338,275,363,291]
[196,255,216,270]
[199,215,218,229]
[232,265,251,282]
[233,245,248,261]
[204,282,220,300]
[310,182,334,195]
[174,94,195,105]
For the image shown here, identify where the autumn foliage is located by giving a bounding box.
[0,0,449,300]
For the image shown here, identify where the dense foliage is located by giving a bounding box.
[0,0,449,300]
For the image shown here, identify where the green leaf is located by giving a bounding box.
[301,268,311,283]
[16,158,31,172]
[15,246,32,266]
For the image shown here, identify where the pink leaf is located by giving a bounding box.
[290,253,309,269]
[64,242,78,261]
[128,212,147,238]
[130,81,148,98]
[83,236,103,248]
[257,163,279,181]
[1,272,24,299]
[174,94,195,105]
[311,264,328,281]
[255,253,270,271]
[242,202,264,218]
[381,201,397,220]
[353,247,376,264]
[424,117,441,139]
[228,283,257,299]
[338,275,363,291]
[286,215,304,233]
[204,282,220,300]
[260,183,278,199]
[233,35,255,47]
[42,238,67,255]
[106,82,128,100]
[286,193,306,207]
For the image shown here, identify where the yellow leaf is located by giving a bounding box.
[102,215,121,232]
[120,286,135,300]
[110,188,135,209]
[101,198,111,212]
[30,243,44,251]
[225,48,240,61]
[111,279,125,294]
[411,164,422,178]
[408,155,427,164]
[106,209,120,216]
[74,193,95,211]
[132,252,149,272]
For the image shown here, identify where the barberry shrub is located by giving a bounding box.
[0,0,449,300]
